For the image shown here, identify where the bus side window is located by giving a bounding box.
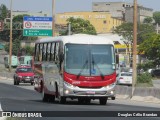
[47,43,51,61]
[51,43,55,61]
[35,44,39,61]
[39,44,43,62]
[55,42,59,63]
[42,43,47,61]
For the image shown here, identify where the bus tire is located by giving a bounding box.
[55,83,58,98]
[42,88,49,102]
[84,98,91,104]
[78,98,85,104]
[17,81,19,85]
[59,96,66,104]
[99,98,108,105]
[13,77,16,85]
[49,95,55,102]
[31,82,34,85]
[14,80,16,85]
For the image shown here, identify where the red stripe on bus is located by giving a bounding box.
[63,72,116,87]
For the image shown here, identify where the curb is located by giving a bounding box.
[115,85,160,103]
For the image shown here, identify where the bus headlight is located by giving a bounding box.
[103,83,116,89]
[18,76,22,78]
[110,91,114,94]
[64,81,76,88]
[65,90,69,94]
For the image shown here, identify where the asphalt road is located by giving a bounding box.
[0,80,160,120]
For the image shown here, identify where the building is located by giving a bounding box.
[92,2,133,20]
[125,6,153,23]
[12,10,50,17]
[56,12,123,33]
[92,2,153,23]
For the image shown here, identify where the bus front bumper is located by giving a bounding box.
[63,81,116,98]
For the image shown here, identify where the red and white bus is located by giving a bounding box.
[34,34,117,105]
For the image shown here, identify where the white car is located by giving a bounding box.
[117,72,132,85]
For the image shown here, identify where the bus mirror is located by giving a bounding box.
[116,55,119,64]
[59,53,64,62]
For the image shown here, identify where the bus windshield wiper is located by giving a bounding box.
[77,60,88,79]
[92,56,104,79]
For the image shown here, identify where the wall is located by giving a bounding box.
[56,12,123,33]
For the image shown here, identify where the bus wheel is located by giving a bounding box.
[99,98,108,105]
[49,95,55,102]
[78,98,85,104]
[14,80,16,85]
[14,77,17,85]
[31,82,34,85]
[42,88,49,102]
[84,98,91,104]
[59,96,66,104]
[17,81,19,85]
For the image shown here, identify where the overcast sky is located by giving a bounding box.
[0,0,160,15]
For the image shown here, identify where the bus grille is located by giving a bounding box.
[78,86,102,89]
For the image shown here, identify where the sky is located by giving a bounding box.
[0,0,160,15]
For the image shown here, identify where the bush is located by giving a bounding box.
[23,45,35,56]
[4,39,21,55]
[137,61,155,72]
[137,72,152,84]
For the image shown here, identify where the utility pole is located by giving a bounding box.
[156,23,159,34]
[52,0,56,37]
[132,0,137,97]
[68,22,71,35]
[9,0,13,72]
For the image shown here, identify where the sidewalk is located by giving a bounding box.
[153,80,160,88]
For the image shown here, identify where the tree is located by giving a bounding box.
[3,14,38,55]
[23,46,35,55]
[143,17,153,24]
[12,14,37,41]
[0,4,8,20]
[137,24,155,44]
[113,22,133,47]
[114,22,155,45]
[5,38,21,55]
[138,33,160,65]
[60,17,97,35]
[114,22,155,66]
[153,11,160,24]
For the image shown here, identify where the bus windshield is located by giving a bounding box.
[64,44,115,76]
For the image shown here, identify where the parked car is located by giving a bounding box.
[151,69,160,77]
[13,65,35,85]
[117,72,132,85]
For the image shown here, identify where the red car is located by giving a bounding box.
[13,65,35,85]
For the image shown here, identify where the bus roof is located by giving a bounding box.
[35,34,114,45]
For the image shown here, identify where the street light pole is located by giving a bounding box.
[9,0,13,72]
[52,0,56,37]
[132,0,137,97]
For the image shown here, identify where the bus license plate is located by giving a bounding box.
[25,78,30,81]
[87,91,95,94]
